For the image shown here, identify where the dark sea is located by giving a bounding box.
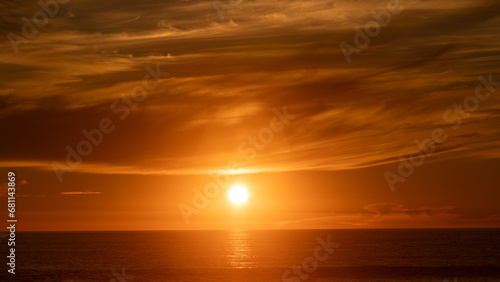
[1,229,500,281]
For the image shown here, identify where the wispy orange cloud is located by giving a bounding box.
[1,0,499,177]
[60,191,102,195]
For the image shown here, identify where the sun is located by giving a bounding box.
[228,185,249,205]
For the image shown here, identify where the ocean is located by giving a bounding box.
[2,229,499,281]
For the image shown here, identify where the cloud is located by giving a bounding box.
[363,203,456,217]
[1,0,499,177]
[60,191,102,195]
[277,203,500,228]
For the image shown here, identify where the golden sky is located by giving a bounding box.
[0,0,499,230]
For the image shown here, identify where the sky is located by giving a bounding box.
[0,0,499,231]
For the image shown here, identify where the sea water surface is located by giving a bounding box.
[2,229,500,281]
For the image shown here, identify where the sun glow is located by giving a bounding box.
[228,185,249,205]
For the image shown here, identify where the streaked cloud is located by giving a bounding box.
[0,0,499,178]
[60,191,102,195]
[277,203,500,228]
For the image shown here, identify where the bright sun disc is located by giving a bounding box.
[228,185,249,205]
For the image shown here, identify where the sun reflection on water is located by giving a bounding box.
[222,230,255,269]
